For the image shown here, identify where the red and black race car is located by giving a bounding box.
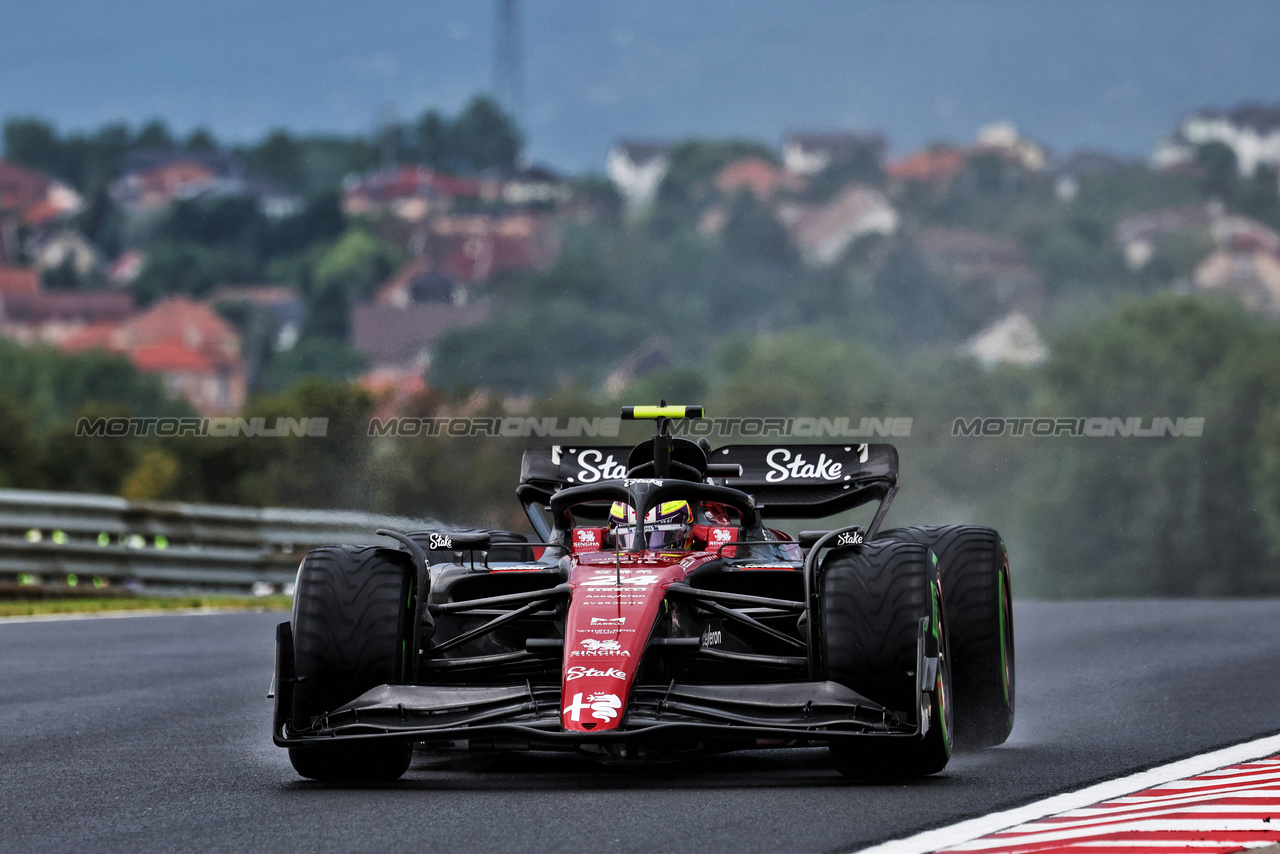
[272,405,1015,781]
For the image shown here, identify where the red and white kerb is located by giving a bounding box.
[940,755,1280,854]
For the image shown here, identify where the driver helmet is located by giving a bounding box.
[609,500,693,550]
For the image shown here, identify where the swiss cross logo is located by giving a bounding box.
[563,692,623,723]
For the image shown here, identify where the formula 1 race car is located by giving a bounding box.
[271,405,1015,781]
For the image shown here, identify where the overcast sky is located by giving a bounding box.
[2,1,1277,171]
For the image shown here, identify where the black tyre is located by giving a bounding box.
[288,545,415,782]
[822,540,953,778]
[877,525,1014,749]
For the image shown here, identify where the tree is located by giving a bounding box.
[1236,165,1280,230]
[134,119,175,151]
[184,127,219,153]
[156,196,266,248]
[131,242,259,303]
[722,190,796,265]
[245,130,306,192]
[310,228,402,303]
[411,111,449,166]
[3,118,66,182]
[1020,296,1280,595]
[258,337,368,392]
[801,145,887,201]
[443,96,522,173]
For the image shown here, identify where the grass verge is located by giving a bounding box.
[0,595,293,617]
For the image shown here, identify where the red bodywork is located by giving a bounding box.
[560,548,708,732]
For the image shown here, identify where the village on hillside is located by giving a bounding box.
[2,101,1279,416]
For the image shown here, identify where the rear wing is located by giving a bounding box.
[712,443,897,518]
[518,443,897,519]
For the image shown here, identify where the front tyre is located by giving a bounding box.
[822,541,953,778]
[288,545,415,782]
[878,526,1014,748]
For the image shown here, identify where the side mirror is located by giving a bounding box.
[413,531,492,552]
[797,530,830,550]
[799,527,864,550]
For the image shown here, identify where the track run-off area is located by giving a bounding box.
[1,599,1278,854]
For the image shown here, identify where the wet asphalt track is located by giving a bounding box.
[1,600,1279,854]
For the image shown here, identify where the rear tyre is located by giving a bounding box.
[288,545,414,782]
[877,526,1014,748]
[822,540,953,779]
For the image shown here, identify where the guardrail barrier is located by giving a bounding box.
[0,489,430,596]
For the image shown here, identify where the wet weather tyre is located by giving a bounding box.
[288,545,414,782]
[877,526,1014,749]
[821,540,953,778]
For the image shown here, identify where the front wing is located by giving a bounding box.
[271,623,937,751]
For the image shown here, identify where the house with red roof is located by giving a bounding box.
[428,213,560,282]
[342,166,481,222]
[776,185,899,266]
[109,151,300,218]
[0,266,40,299]
[886,149,966,185]
[0,161,84,261]
[0,161,83,225]
[715,158,801,201]
[0,290,134,346]
[62,296,247,415]
[914,228,1045,316]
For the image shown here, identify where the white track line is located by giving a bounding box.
[851,732,1280,854]
[0,607,284,624]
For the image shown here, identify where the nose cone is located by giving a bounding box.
[560,556,682,732]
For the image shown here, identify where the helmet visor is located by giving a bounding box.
[612,522,690,550]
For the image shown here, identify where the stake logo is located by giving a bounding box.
[575,450,626,482]
[428,533,453,549]
[836,530,864,546]
[563,692,623,723]
[765,448,845,482]
[566,666,627,681]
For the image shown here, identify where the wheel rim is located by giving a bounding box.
[933,574,954,756]
[998,555,1014,710]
